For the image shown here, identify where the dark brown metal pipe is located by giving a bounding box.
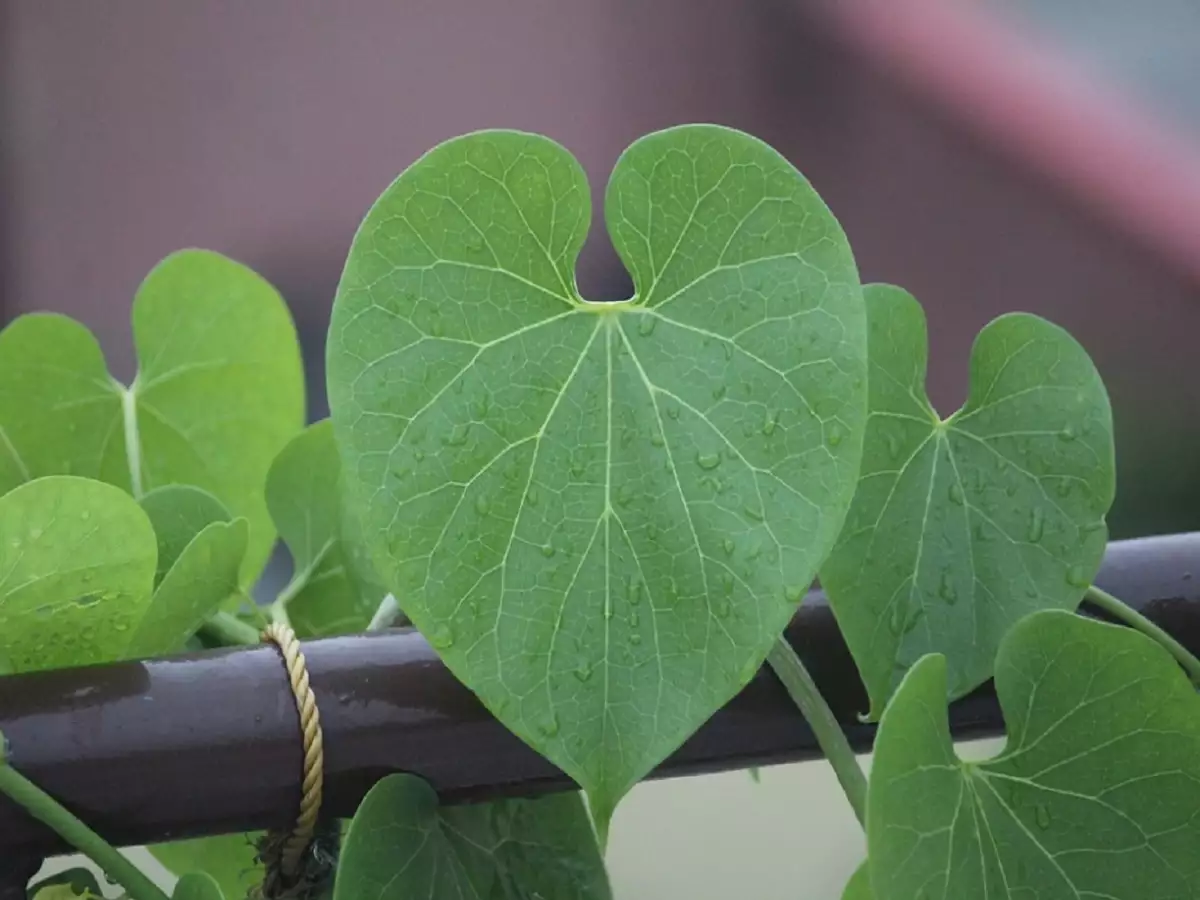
[1,532,1198,869]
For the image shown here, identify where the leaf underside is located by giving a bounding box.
[327,124,868,826]
[868,610,1200,900]
[820,285,1115,719]
[0,249,305,584]
[335,774,610,900]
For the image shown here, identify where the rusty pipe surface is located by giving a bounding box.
[1,532,1198,865]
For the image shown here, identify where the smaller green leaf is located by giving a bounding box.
[868,610,1200,900]
[821,285,1115,718]
[841,863,872,900]
[336,774,610,900]
[151,833,263,900]
[27,868,106,900]
[172,872,225,900]
[0,476,157,672]
[139,485,232,585]
[129,518,249,657]
[267,420,381,637]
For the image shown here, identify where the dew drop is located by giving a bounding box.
[722,538,735,556]
[571,458,585,476]
[474,495,489,516]
[638,316,656,337]
[35,605,51,621]
[527,487,540,506]
[973,522,990,542]
[667,404,680,421]
[948,483,965,506]
[443,423,470,447]
[80,511,91,522]
[617,484,633,507]
[761,411,779,437]
[886,433,900,458]
[630,633,642,645]
[538,712,560,737]
[714,598,731,619]
[721,572,734,593]
[452,375,464,393]
[1058,425,1076,442]
[784,585,803,603]
[826,424,843,448]
[630,611,640,628]
[113,621,129,633]
[696,452,721,471]
[712,384,727,401]
[473,393,491,418]
[646,523,659,540]
[1066,565,1088,588]
[1035,803,1051,830]
[574,663,593,683]
[1027,507,1045,543]
[939,572,958,605]
[743,504,764,523]
[429,623,455,649]
[29,527,42,540]
[722,342,733,361]
[628,577,643,605]
[650,432,664,448]
[541,543,555,558]
[1055,479,1071,498]
[9,539,19,550]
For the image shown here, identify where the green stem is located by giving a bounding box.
[197,610,262,647]
[1085,585,1200,683]
[766,636,868,828]
[0,754,170,900]
[368,594,403,632]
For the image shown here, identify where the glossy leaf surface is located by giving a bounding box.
[328,125,867,826]
[0,250,305,582]
[820,285,1114,718]
[335,774,609,900]
[868,611,1200,899]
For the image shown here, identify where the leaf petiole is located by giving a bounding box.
[367,594,404,632]
[0,735,171,900]
[766,637,867,827]
[197,611,262,647]
[1084,584,1200,684]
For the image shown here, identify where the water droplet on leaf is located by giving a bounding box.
[696,452,721,470]
[429,623,455,649]
[939,572,958,605]
[948,483,964,505]
[1028,507,1045,542]
[1066,565,1088,588]
[1035,803,1051,829]
[538,712,560,737]
[474,495,489,515]
[541,543,555,558]
[826,424,843,448]
[443,423,470,447]
[637,316,656,337]
[723,538,735,556]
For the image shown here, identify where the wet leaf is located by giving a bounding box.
[820,285,1114,718]
[328,125,867,831]
[868,610,1200,900]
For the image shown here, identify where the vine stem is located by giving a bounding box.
[0,752,170,900]
[198,610,262,647]
[766,636,867,828]
[1085,585,1200,683]
[368,594,403,632]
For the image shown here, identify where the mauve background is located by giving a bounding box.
[4,2,1200,897]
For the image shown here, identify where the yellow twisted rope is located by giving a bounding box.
[261,622,324,881]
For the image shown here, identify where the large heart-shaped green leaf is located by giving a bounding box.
[0,476,157,671]
[266,420,381,637]
[0,249,305,583]
[820,285,1114,719]
[335,774,610,900]
[327,125,868,828]
[868,610,1200,900]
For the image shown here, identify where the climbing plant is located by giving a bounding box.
[1,124,1197,900]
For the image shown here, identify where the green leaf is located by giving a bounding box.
[841,863,872,900]
[335,774,610,900]
[0,249,306,583]
[0,476,157,672]
[128,517,249,656]
[266,420,380,637]
[139,485,232,585]
[868,610,1200,900]
[820,285,1114,719]
[172,872,225,900]
[151,833,263,900]
[327,125,867,828]
[27,869,106,900]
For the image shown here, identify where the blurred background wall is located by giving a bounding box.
[5,1,1199,897]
